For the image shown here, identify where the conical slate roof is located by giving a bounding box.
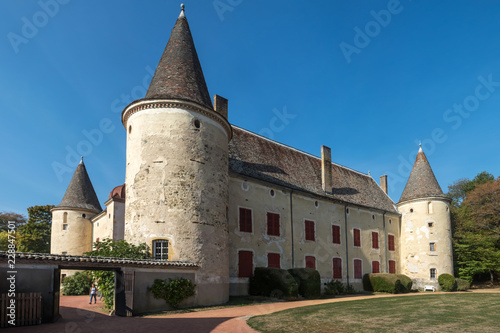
[399,146,446,203]
[145,6,213,109]
[56,159,102,212]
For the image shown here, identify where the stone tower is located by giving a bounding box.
[397,145,453,289]
[51,158,102,255]
[121,6,232,305]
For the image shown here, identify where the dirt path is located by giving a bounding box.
[5,289,500,333]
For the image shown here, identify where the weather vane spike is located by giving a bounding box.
[179,3,185,18]
[79,156,84,164]
[181,3,185,10]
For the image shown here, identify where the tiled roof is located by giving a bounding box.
[109,184,125,200]
[0,252,197,268]
[56,160,102,212]
[229,127,399,214]
[145,7,213,109]
[399,147,447,203]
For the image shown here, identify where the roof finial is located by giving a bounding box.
[179,3,185,18]
[418,141,423,153]
[79,156,84,165]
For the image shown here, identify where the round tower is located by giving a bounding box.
[51,158,102,255]
[121,6,231,305]
[397,145,453,290]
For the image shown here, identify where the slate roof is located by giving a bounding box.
[399,146,447,203]
[145,7,213,109]
[56,159,102,212]
[229,127,399,214]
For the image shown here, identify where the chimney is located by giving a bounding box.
[213,95,228,119]
[321,146,332,193]
[380,175,388,194]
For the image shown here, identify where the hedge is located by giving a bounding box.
[456,278,470,291]
[249,267,298,298]
[363,273,412,293]
[288,268,321,299]
[438,274,456,292]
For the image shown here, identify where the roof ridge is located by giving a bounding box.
[231,125,370,178]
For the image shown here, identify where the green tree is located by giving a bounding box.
[16,205,54,253]
[62,271,93,295]
[0,211,26,232]
[448,173,500,283]
[85,239,149,309]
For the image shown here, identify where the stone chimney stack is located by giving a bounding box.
[321,146,332,193]
[213,95,228,119]
[380,175,388,194]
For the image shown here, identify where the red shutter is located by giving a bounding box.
[388,235,395,251]
[332,225,341,244]
[305,256,316,269]
[389,260,396,274]
[353,229,361,247]
[267,213,280,236]
[238,251,253,277]
[354,259,362,279]
[372,232,379,249]
[372,261,380,273]
[268,253,281,268]
[239,208,252,232]
[333,258,342,279]
[305,220,315,241]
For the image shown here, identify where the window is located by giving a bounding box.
[305,220,315,241]
[62,252,67,255]
[372,261,380,273]
[153,239,168,260]
[333,258,342,279]
[428,222,434,228]
[61,274,66,281]
[353,228,361,247]
[389,260,396,274]
[430,242,436,251]
[305,256,316,269]
[354,259,362,279]
[268,253,280,268]
[267,212,280,236]
[332,225,341,244]
[239,208,252,232]
[388,234,395,251]
[430,268,437,279]
[372,231,379,249]
[238,250,253,278]
[63,224,68,230]
[428,202,433,214]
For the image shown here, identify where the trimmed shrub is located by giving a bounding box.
[62,271,93,295]
[288,268,321,299]
[363,273,411,294]
[149,278,196,309]
[249,267,298,299]
[456,278,470,291]
[396,274,413,291]
[438,274,456,292]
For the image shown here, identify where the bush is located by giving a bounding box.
[363,273,411,294]
[249,267,298,299]
[149,278,196,309]
[438,274,457,292]
[456,278,470,291]
[288,268,321,299]
[62,271,93,295]
[324,279,345,296]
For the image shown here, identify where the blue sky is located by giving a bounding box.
[1,0,499,216]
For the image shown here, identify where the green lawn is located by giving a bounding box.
[247,293,500,333]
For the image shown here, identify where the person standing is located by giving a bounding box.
[89,284,97,304]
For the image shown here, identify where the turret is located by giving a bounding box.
[121,5,231,305]
[51,158,102,255]
[397,145,453,289]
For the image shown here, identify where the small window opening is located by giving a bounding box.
[430,242,436,251]
[372,215,375,220]
[82,214,86,218]
[63,224,68,230]
[428,222,434,228]
[194,119,201,128]
[314,201,319,208]
[128,125,132,134]
[346,208,350,214]
[410,208,414,213]
[270,189,275,197]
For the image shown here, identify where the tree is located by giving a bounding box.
[448,173,499,283]
[0,211,26,232]
[85,239,149,309]
[16,205,54,253]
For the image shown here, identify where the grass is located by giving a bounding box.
[247,293,500,333]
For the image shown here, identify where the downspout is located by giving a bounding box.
[290,190,295,268]
[383,212,388,273]
[344,205,349,286]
